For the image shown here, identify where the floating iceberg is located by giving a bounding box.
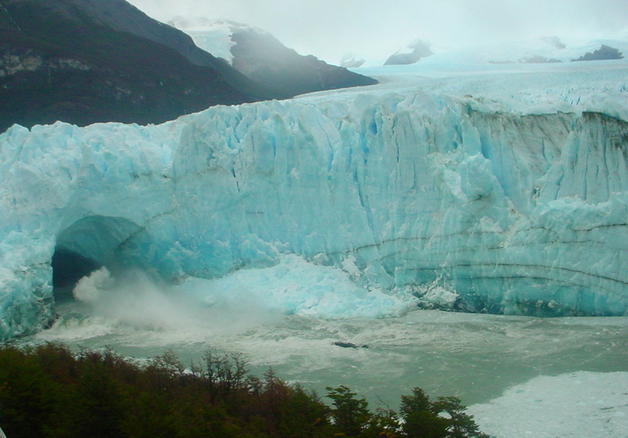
[0,64,627,340]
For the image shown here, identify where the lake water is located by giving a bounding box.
[20,286,628,437]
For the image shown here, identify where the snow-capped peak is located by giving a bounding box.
[168,17,269,64]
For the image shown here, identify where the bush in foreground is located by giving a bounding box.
[0,344,487,437]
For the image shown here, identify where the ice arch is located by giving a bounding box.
[51,216,144,299]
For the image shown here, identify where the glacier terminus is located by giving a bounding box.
[0,61,627,340]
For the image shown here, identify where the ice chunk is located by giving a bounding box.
[177,255,414,318]
[468,372,628,438]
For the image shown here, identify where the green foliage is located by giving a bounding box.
[400,389,489,438]
[0,344,486,438]
[326,385,371,436]
[432,397,489,438]
[401,388,448,438]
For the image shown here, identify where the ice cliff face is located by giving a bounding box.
[0,79,627,339]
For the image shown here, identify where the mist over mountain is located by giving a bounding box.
[340,54,366,69]
[384,39,433,65]
[573,44,624,61]
[169,17,377,98]
[369,36,628,68]
[128,0,628,66]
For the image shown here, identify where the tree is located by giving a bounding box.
[0,345,488,438]
[400,388,487,438]
[432,397,488,438]
[202,349,249,401]
[326,385,371,437]
[365,408,401,438]
[399,387,447,438]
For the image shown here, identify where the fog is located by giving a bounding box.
[128,0,627,63]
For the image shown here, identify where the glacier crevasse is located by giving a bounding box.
[0,90,626,340]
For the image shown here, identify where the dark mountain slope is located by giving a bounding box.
[230,27,378,98]
[25,0,271,99]
[0,0,267,132]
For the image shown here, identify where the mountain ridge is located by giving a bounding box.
[170,18,378,98]
[0,0,264,132]
[0,0,376,132]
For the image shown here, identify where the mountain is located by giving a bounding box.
[384,39,433,65]
[340,54,366,69]
[573,44,624,61]
[459,38,627,65]
[0,0,279,133]
[374,37,628,67]
[32,0,270,97]
[482,39,627,64]
[169,18,378,98]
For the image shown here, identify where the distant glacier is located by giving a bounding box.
[0,63,626,340]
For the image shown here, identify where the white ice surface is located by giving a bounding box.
[352,56,628,120]
[188,24,236,64]
[468,372,628,438]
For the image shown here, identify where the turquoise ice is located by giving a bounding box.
[0,61,626,340]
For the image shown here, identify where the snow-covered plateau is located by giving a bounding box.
[0,59,627,341]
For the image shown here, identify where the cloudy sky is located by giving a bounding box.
[128,0,628,63]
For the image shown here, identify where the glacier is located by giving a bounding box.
[0,62,627,340]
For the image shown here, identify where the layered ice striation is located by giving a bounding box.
[1,68,627,339]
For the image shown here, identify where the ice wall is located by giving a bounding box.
[0,88,626,340]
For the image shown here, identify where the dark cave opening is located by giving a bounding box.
[51,215,146,303]
[51,247,102,302]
